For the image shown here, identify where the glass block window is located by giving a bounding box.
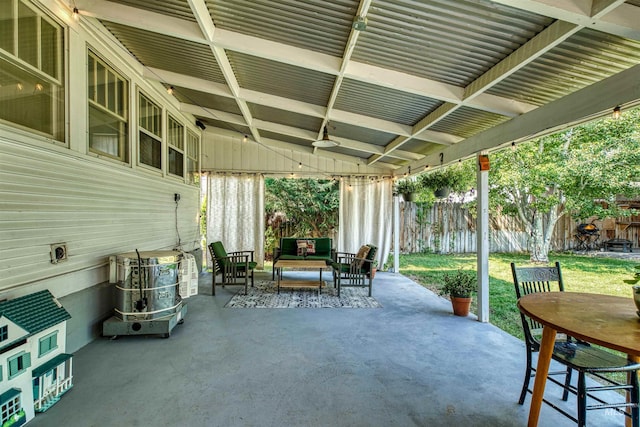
[38,331,58,357]
[187,130,200,186]
[88,51,129,162]
[167,115,184,177]
[0,0,65,141]
[138,93,162,169]
[7,351,31,379]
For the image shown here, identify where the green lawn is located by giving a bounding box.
[399,252,639,339]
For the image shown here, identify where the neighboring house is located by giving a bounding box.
[0,290,72,427]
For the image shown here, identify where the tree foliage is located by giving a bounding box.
[265,178,339,239]
[489,108,640,262]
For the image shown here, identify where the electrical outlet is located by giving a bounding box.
[50,243,68,263]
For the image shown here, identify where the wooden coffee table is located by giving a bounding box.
[274,259,328,295]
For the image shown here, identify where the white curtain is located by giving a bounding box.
[338,177,393,269]
[205,173,265,269]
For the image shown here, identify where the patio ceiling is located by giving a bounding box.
[77,0,640,174]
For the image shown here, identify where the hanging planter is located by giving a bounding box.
[402,192,416,202]
[434,187,450,198]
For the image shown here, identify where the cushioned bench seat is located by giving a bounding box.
[272,237,334,279]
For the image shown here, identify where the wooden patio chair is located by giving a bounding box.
[511,262,640,426]
[331,244,377,297]
[208,241,256,296]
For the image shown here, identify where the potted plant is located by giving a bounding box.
[394,179,418,202]
[370,259,378,279]
[624,265,640,314]
[418,163,474,199]
[439,268,476,316]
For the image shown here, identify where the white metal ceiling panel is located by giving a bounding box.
[205,0,357,57]
[429,106,509,138]
[171,86,242,115]
[353,0,553,86]
[227,51,335,106]
[248,104,323,132]
[108,0,197,22]
[101,22,226,83]
[487,28,640,105]
[335,78,443,125]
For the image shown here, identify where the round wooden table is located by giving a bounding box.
[518,292,640,427]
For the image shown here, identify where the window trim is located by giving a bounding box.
[137,90,163,171]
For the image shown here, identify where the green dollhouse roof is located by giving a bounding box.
[0,290,71,349]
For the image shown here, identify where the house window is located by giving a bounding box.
[0,326,7,342]
[138,93,162,169]
[167,115,184,177]
[88,51,129,162]
[0,0,64,141]
[38,331,58,357]
[187,130,200,186]
[7,351,31,379]
[0,394,21,425]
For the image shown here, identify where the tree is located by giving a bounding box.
[264,178,339,255]
[490,109,640,262]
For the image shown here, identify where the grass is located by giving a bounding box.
[399,252,639,339]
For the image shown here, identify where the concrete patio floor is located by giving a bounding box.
[30,270,627,427]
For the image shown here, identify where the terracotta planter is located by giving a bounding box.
[450,296,472,316]
[370,267,376,279]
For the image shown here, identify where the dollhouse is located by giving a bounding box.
[0,290,72,426]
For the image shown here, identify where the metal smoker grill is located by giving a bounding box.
[575,222,600,251]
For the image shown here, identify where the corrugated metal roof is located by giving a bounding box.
[488,29,640,105]
[84,0,640,174]
[331,121,396,146]
[108,0,196,22]
[335,78,443,125]
[259,130,312,147]
[249,104,323,131]
[171,86,242,115]
[353,0,553,86]
[205,0,357,57]
[101,22,226,84]
[430,107,510,138]
[227,51,335,106]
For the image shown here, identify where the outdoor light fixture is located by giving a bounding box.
[478,154,490,171]
[72,7,79,20]
[352,16,367,31]
[613,105,621,120]
[312,126,339,148]
[243,134,248,143]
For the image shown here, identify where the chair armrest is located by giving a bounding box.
[229,250,254,262]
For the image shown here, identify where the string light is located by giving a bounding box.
[511,141,516,151]
[167,86,174,95]
[72,7,80,21]
[298,162,302,169]
[243,134,248,143]
[34,83,43,91]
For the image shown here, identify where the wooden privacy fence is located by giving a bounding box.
[399,202,640,254]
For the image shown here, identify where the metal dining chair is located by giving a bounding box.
[511,262,640,427]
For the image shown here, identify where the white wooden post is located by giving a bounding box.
[393,194,400,273]
[476,153,490,322]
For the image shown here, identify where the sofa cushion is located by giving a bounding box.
[280,237,332,256]
[352,245,371,269]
